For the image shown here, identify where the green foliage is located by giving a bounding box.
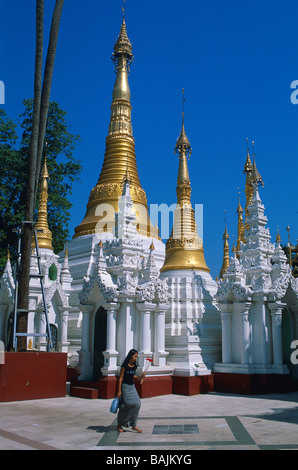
[0,100,82,275]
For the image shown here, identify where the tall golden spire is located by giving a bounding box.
[161,91,209,273]
[220,221,230,278]
[243,139,263,231]
[236,189,245,258]
[33,157,53,250]
[73,10,158,239]
[243,138,253,230]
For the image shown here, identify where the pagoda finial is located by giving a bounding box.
[243,138,252,174]
[161,95,209,273]
[122,157,132,185]
[236,188,245,258]
[243,138,254,231]
[220,211,230,278]
[232,236,236,256]
[149,240,155,251]
[251,141,264,187]
[175,89,192,189]
[175,89,191,160]
[112,5,133,72]
[33,149,53,251]
[182,88,185,125]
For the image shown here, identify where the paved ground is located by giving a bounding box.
[1,391,298,451]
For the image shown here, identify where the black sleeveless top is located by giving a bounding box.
[122,362,137,385]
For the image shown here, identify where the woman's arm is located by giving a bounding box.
[134,373,145,382]
[117,367,125,397]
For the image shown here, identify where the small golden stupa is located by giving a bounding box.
[161,92,209,273]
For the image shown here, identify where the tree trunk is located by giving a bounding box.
[34,0,65,201]
[16,0,44,351]
[16,0,64,351]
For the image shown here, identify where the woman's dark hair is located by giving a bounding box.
[121,349,138,367]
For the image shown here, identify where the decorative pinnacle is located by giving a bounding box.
[112,4,133,68]
[175,89,192,157]
[219,211,230,278]
[182,88,185,125]
[243,138,253,174]
[149,240,155,251]
[122,158,132,185]
[236,188,243,213]
[223,225,229,240]
[251,141,264,187]
[223,210,230,240]
[232,236,236,255]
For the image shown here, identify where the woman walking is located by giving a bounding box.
[117,349,144,433]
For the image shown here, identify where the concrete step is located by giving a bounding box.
[70,386,99,399]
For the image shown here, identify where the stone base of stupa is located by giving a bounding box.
[213,364,295,395]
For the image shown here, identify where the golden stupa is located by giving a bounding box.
[160,98,209,273]
[243,139,263,231]
[32,158,53,251]
[73,12,158,239]
[236,193,245,258]
[219,225,230,278]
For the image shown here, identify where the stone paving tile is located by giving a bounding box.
[1,392,298,450]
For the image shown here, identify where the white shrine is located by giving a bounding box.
[0,12,298,398]
[214,156,298,393]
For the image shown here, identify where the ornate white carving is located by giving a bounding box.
[0,258,15,299]
[79,273,118,304]
[138,277,170,303]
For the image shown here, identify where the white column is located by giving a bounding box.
[58,306,70,353]
[253,294,270,365]
[260,300,267,364]
[105,303,118,352]
[154,304,169,367]
[37,303,48,351]
[235,302,251,364]
[241,309,250,364]
[80,304,93,351]
[77,303,94,379]
[136,303,155,367]
[140,304,153,352]
[220,306,232,364]
[102,302,119,374]
[269,302,286,366]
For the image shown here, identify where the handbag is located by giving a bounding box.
[110,396,119,414]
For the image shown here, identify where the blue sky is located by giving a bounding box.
[1,0,298,279]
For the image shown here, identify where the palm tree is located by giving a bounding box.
[16,0,65,351]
